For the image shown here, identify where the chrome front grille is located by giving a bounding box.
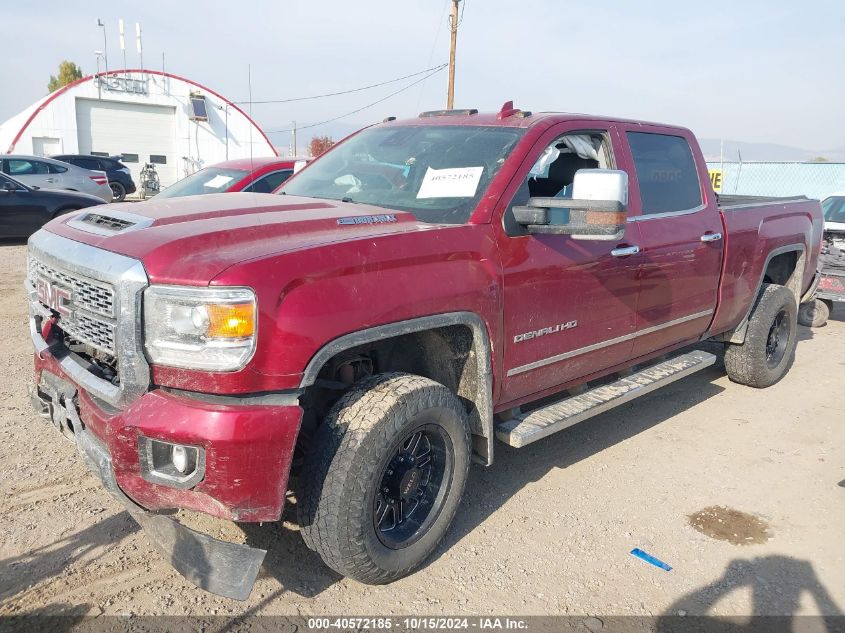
[27,231,150,409]
[29,259,115,318]
[28,259,117,356]
[73,313,116,353]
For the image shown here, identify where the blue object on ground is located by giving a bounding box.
[630,548,672,571]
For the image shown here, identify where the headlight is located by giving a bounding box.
[143,285,257,371]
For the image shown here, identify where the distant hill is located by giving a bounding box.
[700,139,845,163]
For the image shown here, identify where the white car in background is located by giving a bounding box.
[823,193,845,231]
[0,155,112,202]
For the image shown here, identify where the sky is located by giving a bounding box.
[3,0,844,155]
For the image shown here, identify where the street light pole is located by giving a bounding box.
[447,0,460,109]
[97,19,109,74]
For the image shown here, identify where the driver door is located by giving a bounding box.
[493,122,643,405]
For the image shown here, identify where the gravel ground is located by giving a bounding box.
[0,241,842,619]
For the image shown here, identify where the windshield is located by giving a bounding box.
[822,196,845,223]
[279,125,524,224]
[156,167,248,199]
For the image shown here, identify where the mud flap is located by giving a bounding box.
[74,424,267,600]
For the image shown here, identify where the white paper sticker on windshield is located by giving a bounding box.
[204,175,235,188]
[416,166,483,199]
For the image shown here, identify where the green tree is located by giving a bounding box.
[47,61,83,92]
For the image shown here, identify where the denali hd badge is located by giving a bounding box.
[36,278,72,318]
[337,214,397,225]
[514,320,577,343]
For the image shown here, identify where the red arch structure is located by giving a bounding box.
[6,69,277,156]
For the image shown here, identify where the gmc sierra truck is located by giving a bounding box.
[27,102,823,599]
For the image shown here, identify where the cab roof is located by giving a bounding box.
[381,101,686,132]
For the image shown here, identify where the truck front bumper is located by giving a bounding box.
[32,351,303,600]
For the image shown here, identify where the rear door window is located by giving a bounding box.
[6,159,39,175]
[243,170,294,193]
[627,132,702,215]
[73,157,102,171]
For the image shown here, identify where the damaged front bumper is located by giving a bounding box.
[31,387,268,601]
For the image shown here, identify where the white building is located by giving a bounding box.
[0,69,276,188]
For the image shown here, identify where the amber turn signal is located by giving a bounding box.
[206,303,255,338]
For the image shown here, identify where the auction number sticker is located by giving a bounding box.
[416,166,484,198]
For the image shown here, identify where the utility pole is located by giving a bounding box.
[292,121,298,157]
[447,0,460,109]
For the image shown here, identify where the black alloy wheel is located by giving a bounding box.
[373,424,453,549]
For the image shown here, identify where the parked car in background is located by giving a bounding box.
[1,155,111,202]
[153,157,299,200]
[0,172,105,237]
[799,193,845,326]
[822,192,845,231]
[53,154,137,202]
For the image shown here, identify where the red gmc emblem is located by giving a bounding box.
[36,277,72,318]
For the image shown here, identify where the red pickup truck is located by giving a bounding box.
[27,103,823,599]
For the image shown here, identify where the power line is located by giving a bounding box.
[233,63,447,106]
[265,66,447,135]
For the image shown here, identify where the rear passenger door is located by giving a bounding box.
[4,159,55,190]
[620,128,723,356]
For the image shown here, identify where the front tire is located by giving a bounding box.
[724,283,798,388]
[798,298,830,328]
[297,373,471,584]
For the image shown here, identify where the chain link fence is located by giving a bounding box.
[706,161,845,200]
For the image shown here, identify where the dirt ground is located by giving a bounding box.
[0,240,843,620]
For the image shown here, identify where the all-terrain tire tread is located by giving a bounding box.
[724,283,797,388]
[297,372,470,584]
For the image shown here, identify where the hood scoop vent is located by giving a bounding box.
[67,210,155,236]
[83,213,136,231]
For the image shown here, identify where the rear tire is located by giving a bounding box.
[110,182,126,202]
[297,373,471,584]
[798,298,830,328]
[725,283,798,388]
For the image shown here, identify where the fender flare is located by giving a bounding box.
[717,244,806,344]
[299,311,496,465]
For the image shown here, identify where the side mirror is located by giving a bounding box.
[1,182,17,193]
[513,169,628,240]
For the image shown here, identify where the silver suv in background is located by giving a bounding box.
[1,155,112,202]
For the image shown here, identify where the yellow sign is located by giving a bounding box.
[708,169,723,193]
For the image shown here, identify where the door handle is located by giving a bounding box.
[611,245,641,257]
[45,178,55,183]
[700,232,722,242]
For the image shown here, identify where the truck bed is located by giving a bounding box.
[709,196,823,336]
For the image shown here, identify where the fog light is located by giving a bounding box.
[138,437,205,489]
[172,445,189,473]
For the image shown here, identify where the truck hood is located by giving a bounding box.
[45,192,432,284]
